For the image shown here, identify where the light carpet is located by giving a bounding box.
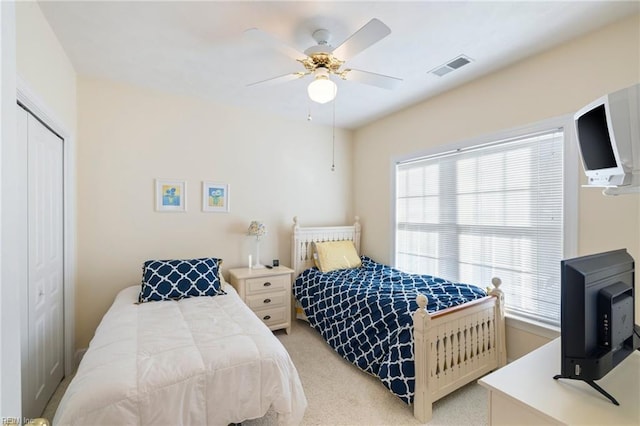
[245,320,487,425]
[44,320,487,425]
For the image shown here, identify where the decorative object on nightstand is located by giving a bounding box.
[247,220,266,269]
[229,266,294,334]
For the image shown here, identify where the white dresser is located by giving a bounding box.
[478,338,640,425]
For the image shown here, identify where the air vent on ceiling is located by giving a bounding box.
[430,55,473,77]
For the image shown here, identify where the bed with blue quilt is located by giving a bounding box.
[290,216,507,422]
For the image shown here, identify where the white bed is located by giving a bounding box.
[54,284,307,425]
[291,216,506,422]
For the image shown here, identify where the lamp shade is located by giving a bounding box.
[247,221,266,238]
[307,68,337,104]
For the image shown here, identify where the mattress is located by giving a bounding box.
[54,285,307,425]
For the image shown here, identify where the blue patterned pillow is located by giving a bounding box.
[138,257,225,303]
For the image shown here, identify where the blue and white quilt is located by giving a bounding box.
[293,256,487,404]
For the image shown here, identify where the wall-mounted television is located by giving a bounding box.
[574,83,640,187]
[554,249,639,405]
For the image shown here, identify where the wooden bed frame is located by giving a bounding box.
[291,216,507,422]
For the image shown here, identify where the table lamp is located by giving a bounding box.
[247,221,266,269]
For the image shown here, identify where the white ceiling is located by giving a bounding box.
[38,1,639,129]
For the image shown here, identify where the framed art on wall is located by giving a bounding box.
[202,182,230,213]
[155,179,186,212]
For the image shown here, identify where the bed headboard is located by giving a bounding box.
[291,216,361,277]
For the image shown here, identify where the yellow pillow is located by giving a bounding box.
[313,240,361,273]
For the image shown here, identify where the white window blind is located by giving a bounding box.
[395,129,564,326]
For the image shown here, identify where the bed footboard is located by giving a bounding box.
[413,278,506,422]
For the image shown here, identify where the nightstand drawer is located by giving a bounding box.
[254,306,287,327]
[246,275,289,294]
[246,292,286,310]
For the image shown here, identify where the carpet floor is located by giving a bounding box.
[44,320,488,425]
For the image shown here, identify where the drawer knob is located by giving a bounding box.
[264,298,271,304]
[263,315,271,320]
[263,281,272,287]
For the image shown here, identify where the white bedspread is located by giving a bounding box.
[54,285,307,425]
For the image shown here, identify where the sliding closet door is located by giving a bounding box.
[19,105,65,418]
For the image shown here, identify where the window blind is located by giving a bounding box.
[395,130,564,326]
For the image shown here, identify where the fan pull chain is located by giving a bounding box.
[331,96,336,172]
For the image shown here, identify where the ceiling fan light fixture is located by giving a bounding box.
[307,69,337,104]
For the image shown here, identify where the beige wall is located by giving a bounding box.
[353,15,640,358]
[16,1,77,130]
[75,77,353,348]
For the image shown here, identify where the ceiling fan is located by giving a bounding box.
[246,18,403,104]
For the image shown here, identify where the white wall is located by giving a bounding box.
[353,14,640,360]
[75,76,353,348]
[0,0,20,419]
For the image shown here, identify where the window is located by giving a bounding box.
[395,124,575,327]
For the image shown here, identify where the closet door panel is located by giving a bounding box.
[24,107,65,418]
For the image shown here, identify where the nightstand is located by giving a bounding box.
[229,266,294,334]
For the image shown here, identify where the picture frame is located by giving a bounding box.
[202,182,230,213]
[155,179,186,212]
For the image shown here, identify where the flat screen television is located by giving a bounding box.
[574,83,640,187]
[555,249,640,405]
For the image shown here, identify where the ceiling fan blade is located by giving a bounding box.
[344,69,402,90]
[331,18,391,62]
[244,28,306,61]
[247,72,306,88]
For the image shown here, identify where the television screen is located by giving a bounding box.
[573,83,640,188]
[576,104,617,171]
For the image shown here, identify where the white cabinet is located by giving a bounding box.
[478,338,640,425]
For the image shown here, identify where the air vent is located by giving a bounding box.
[429,55,473,77]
